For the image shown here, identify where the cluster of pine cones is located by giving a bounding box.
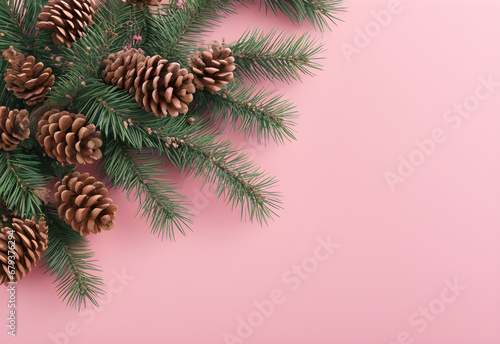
[0,0,236,285]
[100,39,235,117]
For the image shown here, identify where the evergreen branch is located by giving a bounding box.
[300,0,345,31]
[103,141,193,240]
[42,205,104,310]
[164,127,281,224]
[196,80,297,143]
[256,0,345,31]
[48,77,203,151]
[0,59,24,108]
[0,0,27,52]
[0,150,52,216]
[229,28,324,83]
[71,79,160,149]
[19,0,48,39]
[55,0,143,78]
[144,0,235,62]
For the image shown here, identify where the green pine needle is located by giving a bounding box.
[197,80,297,143]
[42,205,105,311]
[257,0,345,31]
[0,150,52,216]
[143,0,235,62]
[164,124,282,225]
[230,28,324,83]
[103,141,193,240]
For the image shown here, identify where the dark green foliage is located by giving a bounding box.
[42,206,104,310]
[0,150,52,216]
[143,0,235,62]
[0,0,27,53]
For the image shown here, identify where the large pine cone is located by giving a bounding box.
[36,0,98,47]
[2,46,55,105]
[0,218,48,285]
[101,49,196,117]
[54,172,117,236]
[36,109,102,165]
[190,40,235,93]
[0,107,30,151]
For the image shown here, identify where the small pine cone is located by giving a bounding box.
[2,46,55,105]
[0,107,30,151]
[54,172,117,236]
[101,48,147,91]
[36,109,102,165]
[189,40,235,93]
[36,0,98,47]
[0,218,48,285]
[102,49,196,117]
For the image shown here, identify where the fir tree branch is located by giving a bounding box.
[49,77,198,150]
[0,59,24,108]
[0,0,27,52]
[256,0,345,31]
[103,141,193,239]
[163,128,281,224]
[0,150,52,216]
[144,0,235,62]
[229,28,324,83]
[42,205,104,310]
[196,80,297,143]
[71,79,159,149]
[54,0,144,79]
[17,0,48,39]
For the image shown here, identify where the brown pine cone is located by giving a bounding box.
[0,107,30,151]
[101,49,196,117]
[36,0,98,47]
[189,40,235,93]
[101,48,147,91]
[2,46,55,105]
[129,0,161,9]
[0,218,48,285]
[54,172,117,236]
[36,109,102,165]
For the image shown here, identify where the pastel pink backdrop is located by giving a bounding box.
[2,0,500,343]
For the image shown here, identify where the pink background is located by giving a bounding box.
[3,0,500,343]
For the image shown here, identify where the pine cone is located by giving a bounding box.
[101,49,196,117]
[190,40,235,93]
[101,48,147,91]
[36,109,102,165]
[2,46,55,105]
[0,218,48,285]
[129,0,161,10]
[36,0,98,47]
[54,172,117,236]
[0,107,30,151]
